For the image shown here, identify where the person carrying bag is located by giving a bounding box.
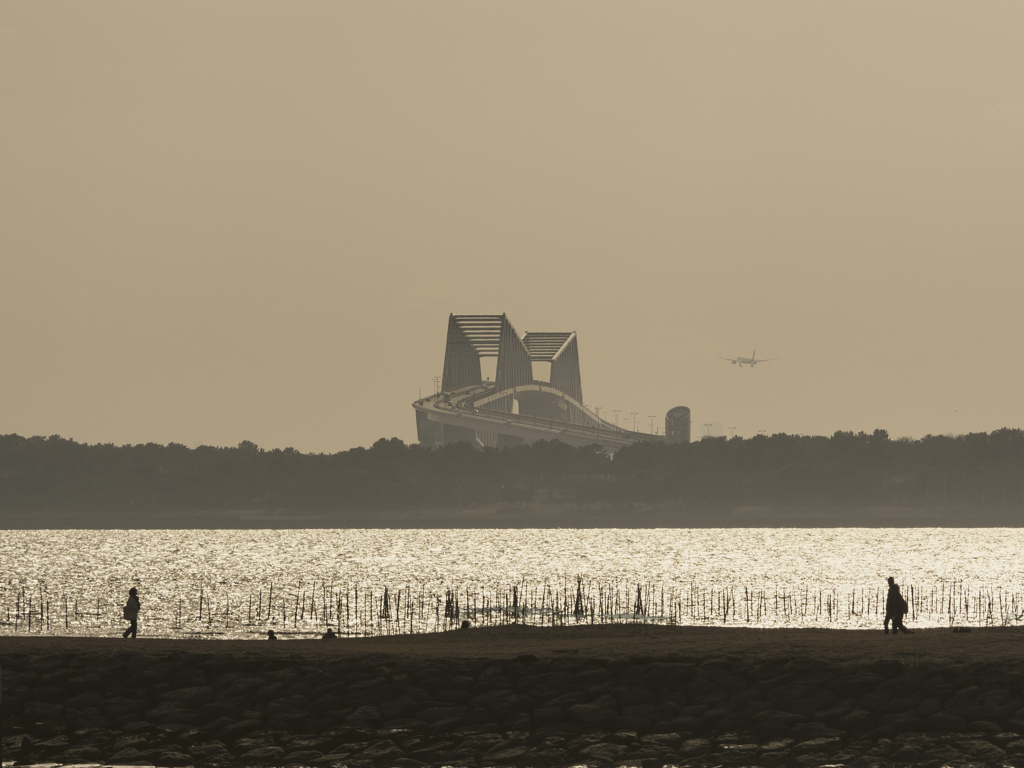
[122,587,140,639]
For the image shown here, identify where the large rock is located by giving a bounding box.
[109,746,144,762]
[493,694,533,719]
[578,742,627,763]
[959,739,1007,763]
[504,711,531,731]
[64,690,105,710]
[427,716,462,734]
[311,752,357,765]
[928,711,968,731]
[836,709,873,729]
[156,749,193,765]
[566,695,618,728]
[23,701,63,720]
[223,677,265,699]
[66,672,105,693]
[113,734,150,752]
[284,735,337,752]
[968,719,1003,734]
[470,689,517,710]
[640,732,684,750]
[265,694,310,719]
[612,686,656,708]
[146,701,196,724]
[922,744,965,762]
[102,696,141,720]
[216,717,264,742]
[253,681,287,704]
[158,685,214,708]
[417,705,466,723]
[754,709,806,726]
[345,705,383,723]
[543,691,591,708]
[676,737,713,757]
[792,736,842,755]
[614,714,651,732]
[283,749,325,763]
[533,705,563,725]
[458,733,503,753]
[188,740,232,759]
[233,735,275,755]
[717,712,750,731]
[712,742,759,762]
[831,673,884,699]
[654,715,703,734]
[529,747,568,766]
[766,685,814,706]
[517,672,573,695]
[53,745,104,763]
[238,745,286,762]
[860,690,891,710]
[486,745,531,763]
[790,721,843,740]
[437,689,471,705]
[870,661,903,679]
[650,701,683,721]
[360,739,405,761]
[882,712,927,734]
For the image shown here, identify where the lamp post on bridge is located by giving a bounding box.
[630,412,638,432]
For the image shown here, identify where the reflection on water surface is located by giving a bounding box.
[1,528,1022,638]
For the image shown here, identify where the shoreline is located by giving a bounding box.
[2,503,1023,530]
[3,624,1024,665]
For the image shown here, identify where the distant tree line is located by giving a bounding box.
[1,428,1023,517]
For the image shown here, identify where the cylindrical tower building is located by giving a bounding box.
[665,406,691,444]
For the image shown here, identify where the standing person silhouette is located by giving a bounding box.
[884,576,912,634]
[122,587,140,639]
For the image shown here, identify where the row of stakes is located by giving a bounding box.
[3,578,1023,637]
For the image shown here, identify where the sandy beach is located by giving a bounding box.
[2,623,1024,666]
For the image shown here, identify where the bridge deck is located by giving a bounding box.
[414,383,659,451]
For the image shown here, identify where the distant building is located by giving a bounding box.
[665,406,691,444]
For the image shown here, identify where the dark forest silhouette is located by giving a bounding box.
[2,429,1023,517]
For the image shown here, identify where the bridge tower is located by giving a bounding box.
[416,313,649,451]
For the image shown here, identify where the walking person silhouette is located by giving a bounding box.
[122,587,140,639]
[884,576,912,634]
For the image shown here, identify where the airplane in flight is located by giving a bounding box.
[718,350,778,367]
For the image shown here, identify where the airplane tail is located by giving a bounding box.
[752,350,756,361]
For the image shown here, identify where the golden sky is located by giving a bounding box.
[2,2,1022,451]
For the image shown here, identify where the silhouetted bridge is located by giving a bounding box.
[414,314,690,452]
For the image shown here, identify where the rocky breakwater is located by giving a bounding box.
[3,647,1024,767]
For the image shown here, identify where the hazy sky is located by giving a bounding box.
[3,2,1022,452]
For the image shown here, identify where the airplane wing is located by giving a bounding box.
[717,357,738,363]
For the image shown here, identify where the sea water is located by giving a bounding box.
[1,528,1021,639]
